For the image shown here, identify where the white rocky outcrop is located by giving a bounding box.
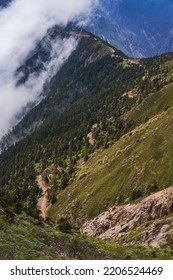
[81,186,173,247]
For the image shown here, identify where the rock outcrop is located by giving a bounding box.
[81,186,173,247]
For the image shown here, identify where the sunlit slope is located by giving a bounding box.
[49,103,173,226]
[123,83,173,125]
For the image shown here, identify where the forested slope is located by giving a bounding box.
[1,28,173,259]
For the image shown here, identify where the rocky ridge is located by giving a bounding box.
[81,186,173,247]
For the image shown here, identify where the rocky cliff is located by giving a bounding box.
[81,186,173,247]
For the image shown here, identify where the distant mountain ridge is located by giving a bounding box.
[1,0,173,57]
[86,0,173,57]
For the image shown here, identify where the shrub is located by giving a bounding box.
[130,189,143,201]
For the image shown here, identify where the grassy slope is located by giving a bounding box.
[123,83,173,125]
[49,85,173,226]
[0,214,172,260]
[1,31,173,259]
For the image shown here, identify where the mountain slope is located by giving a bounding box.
[1,213,172,260]
[48,99,173,226]
[85,0,173,57]
[1,29,173,213]
[0,28,129,151]
[1,28,173,259]
[0,28,142,219]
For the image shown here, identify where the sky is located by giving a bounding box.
[0,0,98,139]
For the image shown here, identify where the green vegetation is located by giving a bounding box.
[0,29,143,216]
[0,213,173,260]
[1,27,173,259]
[49,106,173,224]
[123,83,173,126]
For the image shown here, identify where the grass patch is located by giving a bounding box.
[49,106,173,226]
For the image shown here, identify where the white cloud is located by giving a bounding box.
[0,0,98,138]
[0,36,78,138]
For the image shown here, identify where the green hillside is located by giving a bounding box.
[1,213,172,260]
[1,28,173,259]
[0,29,144,215]
[48,104,173,225]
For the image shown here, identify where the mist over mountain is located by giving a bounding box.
[0,0,96,138]
[1,24,173,259]
[1,0,173,138]
[1,0,173,261]
[1,0,173,58]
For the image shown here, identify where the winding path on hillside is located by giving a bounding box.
[36,175,51,219]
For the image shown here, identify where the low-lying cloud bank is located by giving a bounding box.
[0,0,98,138]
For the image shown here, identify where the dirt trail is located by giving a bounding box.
[37,175,51,219]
